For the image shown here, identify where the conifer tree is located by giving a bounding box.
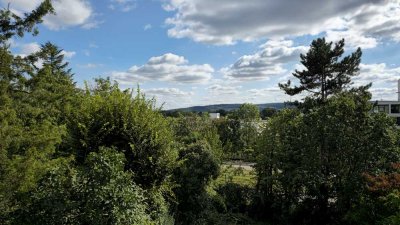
[279,38,362,102]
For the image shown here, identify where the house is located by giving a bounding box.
[209,113,220,119]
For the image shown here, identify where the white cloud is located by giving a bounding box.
[44,0,93,30]
[1,0,42,11]
[19,42,41,56]
[145,88,194,97]
[109,0,136,12]
[370,87,398,100]
[164,0,399,46]
[221,40,307,81]
[81,19,104,30]
[326,30,378,49]
[112,53,214,84]
[61,50,76,59]
[79,63,103,69]
[144,87,195,109]
[246,86,306,103]
[350,63,400,100]
[207,84,241,95]
[1,0,96,30]
[355,63,400,86]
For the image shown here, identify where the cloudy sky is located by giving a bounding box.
[2,0,400,109]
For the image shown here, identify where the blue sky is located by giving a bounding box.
[2,0,400,109]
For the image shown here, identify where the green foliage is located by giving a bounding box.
[64,78,177,189]
[216,103,261,160]
[0,43,72,225]
[170,113,223,160]
[255,89,400,224]
[216,182,254,214]
[214,118,244,157]
[12,148,152,225]
[261,107,277,120]
[231,103,260,121]
[23,42,78,123]
[173,142,220,224]
[346,164,400,224]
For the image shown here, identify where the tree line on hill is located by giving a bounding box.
[1,2,399,225]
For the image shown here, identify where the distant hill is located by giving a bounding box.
[169,103,288,112]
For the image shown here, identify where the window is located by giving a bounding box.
[378,105,389,113]
[391,104,400,113]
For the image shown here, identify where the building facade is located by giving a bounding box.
[373,80,400,125]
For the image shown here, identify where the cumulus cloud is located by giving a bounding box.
[325,30,378,49]
[354,63,400,86]
[1,0,96,30]
[144,87,195,109]
[221,40,307,81]
[326,1,400,49]
[112,53,214,84]
[164,0,399,46]
[349,63,400,100]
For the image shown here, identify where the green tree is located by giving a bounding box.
[64,78,177,190]
[0,0,54,42]
[13,148,152,225]
[170,113,223,160]
[255,89,400,224]
[261,107,277,120]
[0,2,69,223]
[173,142,220,224]
[231,103,260,121]
[214,117,244,158]
[271,38,368,224]
[229,103,261,160]
[279,38,362,102]
[26,42,78,122]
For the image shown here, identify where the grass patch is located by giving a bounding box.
[215,164,257,187]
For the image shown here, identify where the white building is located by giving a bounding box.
[209,113,220,119]
[374,80,400,124]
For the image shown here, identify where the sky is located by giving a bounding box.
[2,0,400,109]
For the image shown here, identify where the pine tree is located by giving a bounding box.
[25,42,77,122]
[279,38,362,102]
[0,0,53,43]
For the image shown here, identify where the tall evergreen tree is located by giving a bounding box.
[26,42,77,121]
[279,38,362,102]
[35,42,73,76]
